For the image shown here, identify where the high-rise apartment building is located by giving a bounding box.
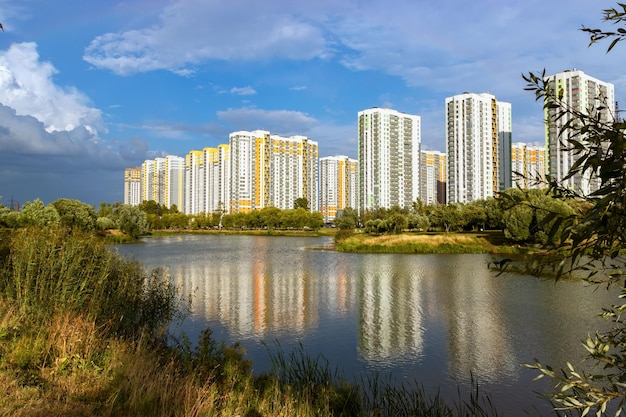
[419,150,446,205]
[141,159,155,203]
[184,145,230,215]
[512,142,546,189]
[319,155,358,223]
[164,155,185,211]
[229,130,318,213]
[358,107,421,212]
[544,70,615,195]
[124,167,142,206]
[140,155,184,210]
[184,150,205,215]
[446,93,512,203]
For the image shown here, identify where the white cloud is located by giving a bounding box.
[230,86,256,96]
[84,0,329,75]
[0,42,105,134]
[0,42,151,182]
[217,107,318,135]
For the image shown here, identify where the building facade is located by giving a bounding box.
[229,130,319,213]
[512,142,546,189]
[319,155,358,223]
[419,150,446,205]
[544,69,615,195]
[358,107,421,212]
[446,93,512,204]
[123,167,142,206]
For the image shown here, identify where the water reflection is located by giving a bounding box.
[358,255,424,362]
[115,235,621,415]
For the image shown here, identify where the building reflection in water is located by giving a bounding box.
[357,255,424,361]
[116,235,621,415]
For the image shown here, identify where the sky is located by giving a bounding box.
[0,0,624,207]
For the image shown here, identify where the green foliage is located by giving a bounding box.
[334,207,359,230]
[19,198,60,228]
[96,216,116,230]
[430,204,463,232]
[50,198,97,232]
[386,212,408,234]
[293,197,309,211]
[519,4,626,415]
[112,204,148,238]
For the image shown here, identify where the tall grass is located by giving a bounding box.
[0,226,181,337]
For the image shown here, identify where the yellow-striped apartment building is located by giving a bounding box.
[229,130,319,213]
[512,142,546,189]
[319,155,358,223]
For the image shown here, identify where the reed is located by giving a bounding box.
[0,226,181,338]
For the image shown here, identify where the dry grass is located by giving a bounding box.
[335,232,519,254]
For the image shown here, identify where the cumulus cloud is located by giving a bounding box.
[217,107,318,135]
[0,42,105,134]
[0,42,151,204]
[84,0,329,75]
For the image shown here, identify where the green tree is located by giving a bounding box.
[429,204,462,232]
[138,200,163,216]
[305,211,324,230]
[460,202,487,231]
[259,206,282,230]
[112,204,148,238]
[519,5,626,414]
[20,199,60,228]
[407,213,430,231]
[96,216,116,230]
[293,197,309,211]
[50,198,97,232]
[385,212,407,234]
[334,207,359,230]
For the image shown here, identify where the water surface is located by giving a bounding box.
[115,234,619,415]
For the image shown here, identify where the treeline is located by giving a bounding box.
[337,188,584,245]
[0,187,584,244]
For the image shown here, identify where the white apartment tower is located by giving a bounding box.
[446,93,512,204]
[141,159,156,203]
[184,145,230,215]
[140,156,184,210]
[164,155,185,211]
[124,167,142,206]
[184,150,205,215]
[358,108,421,212]
[544,70,615,195]
[319,155,359,223]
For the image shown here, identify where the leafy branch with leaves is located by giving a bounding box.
[517,3,626,415]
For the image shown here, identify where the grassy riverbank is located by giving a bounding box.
[0,227,503,416]
[335,231,527,255]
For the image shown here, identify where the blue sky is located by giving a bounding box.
[0,0,623,206]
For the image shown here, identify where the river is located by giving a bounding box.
[114,234,620,416]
